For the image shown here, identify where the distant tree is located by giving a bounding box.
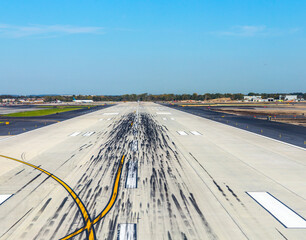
[23,92,302,103]
[232,93,244,100]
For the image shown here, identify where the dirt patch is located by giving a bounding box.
[215,108,306,127]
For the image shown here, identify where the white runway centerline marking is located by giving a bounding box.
[132,140,138,152]
[70,132,81,137]
[0,194,12,205]
[170,117,175,120]
[162,117,167,121]
[103,112,119,115]
[247,192,306,228]
[177,131,188,136]
[125,160,138,189]
[82,132,95,137]
[190,131,202,135]
[156,112,171,115]
[117,224,137,240]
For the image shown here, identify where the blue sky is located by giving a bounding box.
[0,0,305,95]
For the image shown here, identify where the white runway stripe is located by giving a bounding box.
[125,161,138,189]
[103,112,119,115]
[177,131,188,136]
[162,118,167,121]
[170,118,175,120]
[82,132,95,137]
[190,131,201,135]
[132,140,138,152]
[118,224,137,240]
[0,194,12,205]
[70,132,81,137]
[247,192,306,228]
[156,112,171,115]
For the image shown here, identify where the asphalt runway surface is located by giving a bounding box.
[161,103,306,148]
[0,105,111,136]
[0,102,305,240]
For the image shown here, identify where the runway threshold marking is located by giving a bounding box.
[0,154,126,240]
[62,155,126,239]
[247,192,306,228]
[177,131,188,136]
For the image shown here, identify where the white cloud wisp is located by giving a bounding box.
[0,24,103,38]
[213,25,267,37]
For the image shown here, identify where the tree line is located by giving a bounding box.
[42,93,245,102]
[1,92,305,102]
[42,92,306,102]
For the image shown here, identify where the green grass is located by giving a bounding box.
[3,107,83,117]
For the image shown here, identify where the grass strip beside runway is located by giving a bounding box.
[3,106,83,117]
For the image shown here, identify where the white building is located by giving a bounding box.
[284,95,297,101]
[244,96,262,102]
[2,98,16,103]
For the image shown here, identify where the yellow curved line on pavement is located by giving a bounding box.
[61,154,125,239]
[0,154,94,240]
[93,154,125,224]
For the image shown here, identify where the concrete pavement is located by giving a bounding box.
[0,102,305,240]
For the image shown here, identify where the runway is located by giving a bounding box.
[162,103,306,148]
[0,102,305,239]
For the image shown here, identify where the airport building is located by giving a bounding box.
[262,98,275,102]
[284,95,298,101]
[1,98,16,103]
[243,96,262,102]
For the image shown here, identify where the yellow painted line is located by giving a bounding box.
[61,155,126,239]
[0,154,94,240]
[0,154,126,240]
[93,154,125,224]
